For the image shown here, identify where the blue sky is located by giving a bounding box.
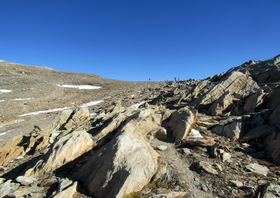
[0,1,279,81]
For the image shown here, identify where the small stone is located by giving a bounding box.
[182,148,191,155]
[221,152,231,162]
[142,188,151,195]
[201,184,208,192]
[230,180,243,187]
[196,161,218,175]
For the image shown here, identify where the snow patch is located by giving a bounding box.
[189,129,203,138]
[18,100,104,116]
[0,100,4,102]
[131,94,137,98]
[0,129,14,136]
[79,100,104,107]
[0,89,12,93]
[134,101,146,108]
[18,107,70,117]
[90,112,100,116]
[56,84,102,89]
[12,98,33,101]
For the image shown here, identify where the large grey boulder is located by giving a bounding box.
[73,126,159,198]
[241,125,276,142]
[212,120,243,141]
[24,130,94,177]
[191,71,259,110]
[244,89,265,112]
[64,107,90,129]
[0,180,20,197]
[167,107,197,143]
[261,132,280,164]
[208,91,232,115]
[269,106,280,130]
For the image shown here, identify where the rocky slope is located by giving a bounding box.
[0,55,280,198]
[0,60,162,146]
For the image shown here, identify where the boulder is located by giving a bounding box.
[261,132,280,164]
[8,186,46,197]
[54,181,78,198]
[73,122,159,198]
[245,163,269,176]
[167,107,197,142]
[147,127,167,140]
[0,179,20,197]
[181,138,216,147]
[36,109,73,139]
[191,71,259,110]
[192,80,209,98]
[208,91,232,115]
[212,120,243,141]
[241,125,276,142]
[244,89,265,112]
[16,176,40,186]
[268,87,280,109]
[64,107,90,129]
[24,130,94,177]
[195,161,218,175]
[0,136,25,166]
[269,106,280,130]
[93,113,124,141]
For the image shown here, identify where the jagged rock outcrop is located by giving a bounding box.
[73,112,159,198]
[191,71,259,110]
[24,130,94,177]
[0,136,26,166]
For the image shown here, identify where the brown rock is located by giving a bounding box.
[147,127,167,140]
[191,71,259,110]
[208,91,232,115]
[73,128,159,198]
[64,107,90,129]
[24,130,94,177]
[167,107,197,142]
[0,136,25,166]
[181,138,216,147]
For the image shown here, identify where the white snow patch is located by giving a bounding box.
[56,84,102,89]
[0,129,14,136]
[79,100,104,107]
[0,89,12,93]
[0,60,4,62]
[12,98,33,101]
[90,112,100,116]
[134,101,146,108]
[189,129,203,138]
[17,100,104,116]
[16,156,24,159]
[0,100,4,102]
[131,94,137,98]
[18,107,70,117]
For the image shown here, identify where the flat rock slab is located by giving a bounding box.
[246,163,269,176]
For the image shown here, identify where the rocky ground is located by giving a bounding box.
[0,60,162,146]
[0,55,280,198]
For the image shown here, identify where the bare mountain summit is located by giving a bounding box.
[0,55,280,198]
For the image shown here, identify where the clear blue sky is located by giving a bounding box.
[1,1,279,81]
